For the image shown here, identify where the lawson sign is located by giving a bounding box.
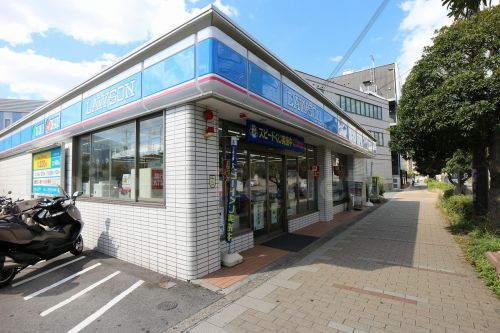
[0,28,374,156]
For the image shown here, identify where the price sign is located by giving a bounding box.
[32,146,63,196]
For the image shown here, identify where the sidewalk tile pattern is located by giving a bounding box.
[190,190,500,333]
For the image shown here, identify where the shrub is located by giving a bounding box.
[442,195,473,220]
[467,229,500,296]
[427,179,454,197]
[372,176,385,196]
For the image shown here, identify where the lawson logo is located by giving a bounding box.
[82,73,142,120]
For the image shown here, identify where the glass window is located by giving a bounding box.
[335,94,341,106]
[4,119,11,128]
[219,121,251,234]
[298,154,308,213]
[307,146,317,211]
[138,116,164,200]
[91,122,135,199]
[332,153,348,203]
[76,135,91,195]
[379,107,383,119]
[286,157,298,217]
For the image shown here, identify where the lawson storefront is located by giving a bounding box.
[0,6,375,281]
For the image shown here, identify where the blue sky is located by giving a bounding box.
[0,0,453,101]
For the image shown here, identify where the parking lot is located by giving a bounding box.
[0,251,221,333]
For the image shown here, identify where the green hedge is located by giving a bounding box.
[442,195,473,221]
[467,229,500,296]
[438,191,500,297]
[427,179,454,198]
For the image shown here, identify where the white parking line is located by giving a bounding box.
[12,256,86,287]
[24,263,101,300]
[40,271,121,317]
[67,280,144,333]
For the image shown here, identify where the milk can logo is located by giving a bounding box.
[250,124,258,139]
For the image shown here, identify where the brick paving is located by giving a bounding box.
[199,209,368,291]
[187,189,500,333]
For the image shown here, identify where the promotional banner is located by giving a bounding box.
[32,146,63,196]
[225,136,239,248]
[246,120,305,153]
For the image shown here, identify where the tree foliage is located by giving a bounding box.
[390,6,500,177]
[442,0,491,18]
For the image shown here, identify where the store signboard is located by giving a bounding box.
[32,146,63,196]
[246,120,305,153]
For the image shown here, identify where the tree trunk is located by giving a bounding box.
[488,128,500,228]
[472,146,488,216]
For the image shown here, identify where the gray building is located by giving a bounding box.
[0,98,46,130]
[298,71,393,191]
[332,63,408,189]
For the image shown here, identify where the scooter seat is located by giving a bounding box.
[26,224,44,234]
[0,216,34,245]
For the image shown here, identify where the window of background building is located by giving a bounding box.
[75,112,164,203]
[369,131,384,146]
[4,118,11,128]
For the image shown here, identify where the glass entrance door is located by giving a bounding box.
[250,153,267,236]
[250,152,285,236]
[267,154,284,232]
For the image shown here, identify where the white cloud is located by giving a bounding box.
[0,47,117,100]
[0,0,238,99]
[397,0,452,83]
[329,55,343,63]
[0,0,237,46]
[213,0,239,17]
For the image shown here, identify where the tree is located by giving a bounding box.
[390,6,500,224]
[442,0,491,18]
[442,150,472,194]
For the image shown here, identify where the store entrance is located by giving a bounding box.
[250,152,285,237]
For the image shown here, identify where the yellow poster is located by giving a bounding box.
[33,151,51,170]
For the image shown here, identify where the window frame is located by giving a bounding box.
[73,111,165,206]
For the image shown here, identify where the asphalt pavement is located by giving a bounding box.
[0,250,221,333]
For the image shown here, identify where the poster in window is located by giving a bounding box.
[151,169,163,190]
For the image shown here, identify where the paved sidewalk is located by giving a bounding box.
[186,189,500,333]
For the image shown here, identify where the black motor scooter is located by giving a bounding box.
[0,190,84,288]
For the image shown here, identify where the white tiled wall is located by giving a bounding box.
[78,103,221,281]
[288,211,320,232]
[317,146,334,222]
[220,231,253,254]
[333,203,347,215]
[0,153,32,199]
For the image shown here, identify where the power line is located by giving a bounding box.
[327,0,390,80]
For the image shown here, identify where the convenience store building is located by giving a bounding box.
[0,6,375,280]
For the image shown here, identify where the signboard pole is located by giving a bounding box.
[226,136,238,254]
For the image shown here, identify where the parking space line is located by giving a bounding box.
[67,280,144,333]
[13,256,86,287]
[24,263,101,300]
[40,271,121,317]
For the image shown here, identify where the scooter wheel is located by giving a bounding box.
[0,267,17,288]
[70,235,84,256]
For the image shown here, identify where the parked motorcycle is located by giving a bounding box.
[0,190,84,288]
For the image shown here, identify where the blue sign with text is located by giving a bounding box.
[82,72,142,120]
[246,120,305,153]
